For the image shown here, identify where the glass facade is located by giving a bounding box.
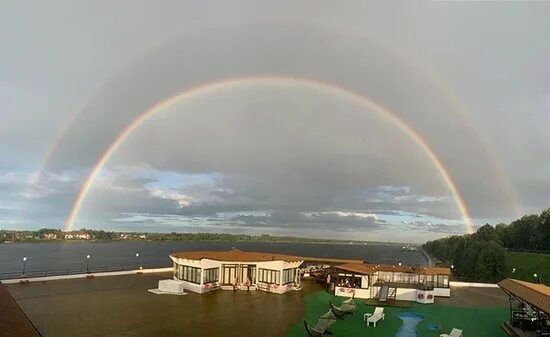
[258,268,280,284]
[177,265,201,284]
[203,268,219,283]
[282,268,296,284]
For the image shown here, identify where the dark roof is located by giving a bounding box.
[170,249,303,263]
[336,263,451,275]
[0,282,41,337]
[498,278,550,314]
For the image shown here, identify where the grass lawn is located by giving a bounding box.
[506,251,550,285]
[286,291,509,337]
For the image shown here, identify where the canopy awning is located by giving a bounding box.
[498,278,550,315]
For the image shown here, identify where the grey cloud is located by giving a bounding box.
[2,2,550,240]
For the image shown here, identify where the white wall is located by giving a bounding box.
[434,288,451,297]
[200,259,221,269]
[335,286,371,299]
[395,288,417,301]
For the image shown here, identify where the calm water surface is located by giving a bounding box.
[0,241,426,278]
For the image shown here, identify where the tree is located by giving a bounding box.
[475,241,507,282]
[494,223,509,246]
[474,224,500,243]
[538,209,550,250]
[507,215,539,250]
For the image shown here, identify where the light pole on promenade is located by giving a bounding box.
[22,257,27,276]
[86,254,91,273]
[135,252,140,270]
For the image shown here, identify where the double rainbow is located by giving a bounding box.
[63,76,475,233]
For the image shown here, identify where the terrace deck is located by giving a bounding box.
[6,273,513,337]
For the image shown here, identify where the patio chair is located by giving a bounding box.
[304,310,338,337]
[329,293,356,317]
[440,328,463,337]
[365,307,385,327]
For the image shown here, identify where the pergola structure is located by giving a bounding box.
[498,278,550,337]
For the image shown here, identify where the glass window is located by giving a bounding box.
[282,268,296,284]
[258,268,281,284]
[203,268,219,283]
[177,265,201,284]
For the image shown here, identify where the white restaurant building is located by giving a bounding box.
[332,263,451,303]
[169,250,303,294]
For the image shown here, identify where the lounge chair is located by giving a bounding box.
[329,293,356,317]
[304,310,337,337]
[440,328,463,337]
[365,307,385,327]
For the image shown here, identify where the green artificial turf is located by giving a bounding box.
[286,291,509,337]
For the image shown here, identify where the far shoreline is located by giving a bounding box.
[0,238,419,246]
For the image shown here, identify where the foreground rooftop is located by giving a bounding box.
[4,272,512,337]
[170,249,303,262]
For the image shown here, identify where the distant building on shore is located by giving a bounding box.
[63,231,91,240]
[168,250,303,294]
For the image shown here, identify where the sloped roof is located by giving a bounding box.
[498,278,550,314]
[336,263,451,275]
[419,267,452,275]
[336,263,378,274]
[0,282,41,336]
[170,249,303,263]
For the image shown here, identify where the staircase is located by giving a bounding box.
[379,285,389,302]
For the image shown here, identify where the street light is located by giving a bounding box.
[534,273,541,284]
[135,252,140,269]
[22,257,27,276]
[512,268,516,274]
[86,254,91,273]
[398,262,402,266]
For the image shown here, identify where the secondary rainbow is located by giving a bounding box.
[64,76,475,233]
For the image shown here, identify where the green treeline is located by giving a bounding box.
[423,208,550,283]
[0,229,364,244]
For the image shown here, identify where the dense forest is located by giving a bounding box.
[423,208,550,283]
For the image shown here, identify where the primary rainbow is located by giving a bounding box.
[64,76,475,233]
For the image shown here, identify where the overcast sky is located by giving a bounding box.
[1,1,549,243]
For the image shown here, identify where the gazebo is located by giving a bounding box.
[498,278,550,337]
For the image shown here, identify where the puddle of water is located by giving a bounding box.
[427,323,440,332]
[395,312,424,337]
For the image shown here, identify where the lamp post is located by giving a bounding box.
[86,254,91,273]
[534,273,541,284]
[398,262,402,266]
[135,252,140,270]
[450,265,454,278]
[22,257,27,276]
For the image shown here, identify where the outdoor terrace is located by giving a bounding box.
[4,272,512,337]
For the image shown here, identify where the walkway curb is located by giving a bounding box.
[450,281,500,288]
[0,267,172,284]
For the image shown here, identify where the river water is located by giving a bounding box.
[0,241,426,279]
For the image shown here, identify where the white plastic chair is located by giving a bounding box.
[365,307,385,327]
[440,328,463,337]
